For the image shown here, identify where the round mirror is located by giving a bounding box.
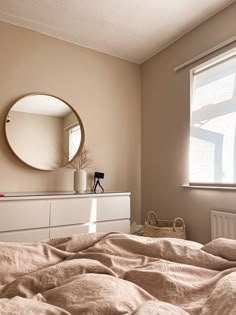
[5,94,85,171]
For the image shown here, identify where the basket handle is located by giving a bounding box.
[173,217,185,231]
[147,211,158,224]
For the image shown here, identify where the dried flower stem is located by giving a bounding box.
[69,148,93,170]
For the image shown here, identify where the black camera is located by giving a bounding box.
[95,172,104,179]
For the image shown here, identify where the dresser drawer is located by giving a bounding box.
[50,224,91,238]
[50,198,94,226]
[96,219,130,233]
[96,196,130,221]
[50,219,130,238]
[0,201,50,232]
[0,228,49,242]
[50,196,130,227]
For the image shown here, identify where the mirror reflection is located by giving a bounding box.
[5,94,84,170]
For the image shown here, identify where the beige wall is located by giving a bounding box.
[0,21,141,223]
[142,3,236,244]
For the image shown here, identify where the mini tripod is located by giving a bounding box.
[93,172,104,193]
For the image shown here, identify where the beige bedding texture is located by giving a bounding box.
[0,232,236,315]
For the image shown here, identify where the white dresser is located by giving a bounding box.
[0,192,130,242]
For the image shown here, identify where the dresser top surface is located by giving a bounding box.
[0,191,131,201]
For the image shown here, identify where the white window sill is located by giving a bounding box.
[182,184,236,191]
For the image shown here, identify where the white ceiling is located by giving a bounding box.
[0,0,234,64]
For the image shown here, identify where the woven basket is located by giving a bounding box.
[143,211,186,239]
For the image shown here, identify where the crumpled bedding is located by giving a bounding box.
[0,232,236,315]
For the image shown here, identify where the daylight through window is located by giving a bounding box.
[189,48,236,184]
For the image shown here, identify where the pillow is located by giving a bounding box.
[202,238,236,261]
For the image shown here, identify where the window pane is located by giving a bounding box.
[189,54,236,183]
[69,125,81,160]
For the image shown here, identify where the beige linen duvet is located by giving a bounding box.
[0,232,236,315]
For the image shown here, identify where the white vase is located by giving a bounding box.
[74,169,87,193]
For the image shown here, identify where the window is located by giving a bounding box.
[69,125,81,160]
[189,48,236,185]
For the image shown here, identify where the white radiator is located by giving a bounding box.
[211,210,236,240]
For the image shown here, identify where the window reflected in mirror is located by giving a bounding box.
[69,125,81,161]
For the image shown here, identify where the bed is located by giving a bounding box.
[0,232,235,314]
